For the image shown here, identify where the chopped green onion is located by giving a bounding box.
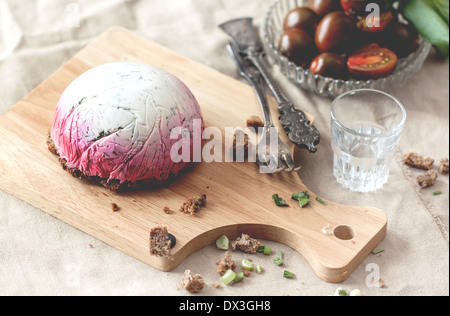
[337,288,348,296]
[257,245,265,253]
[372,248,385,255]
[221,269,236,285]
[283,270,294,279]
[216,235,229,250]
[263,246,272,256]
[316,196,327,205]
[434,191,443,196]
[272,194,289,207]
[241,259,254,271]
[278,251,283,259]
[233,272,244,283]
[292,191,311,208]
[78,97,87,105]
[256,265,263,274]
[273,257,284,266]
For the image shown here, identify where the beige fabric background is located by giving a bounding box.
[0,0,448,296]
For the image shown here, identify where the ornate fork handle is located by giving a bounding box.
[245,69,275,128]
[246,51,321,154]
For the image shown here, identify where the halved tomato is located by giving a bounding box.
[353,42,380,54]
[340,0,378,16]
[347,47,398,79]
[357,11,394,33]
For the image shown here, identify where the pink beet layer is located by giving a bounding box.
[50,62,204,185]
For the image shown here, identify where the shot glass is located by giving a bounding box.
[331,89,407,192]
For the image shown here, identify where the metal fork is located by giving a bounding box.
[226,43,301,173]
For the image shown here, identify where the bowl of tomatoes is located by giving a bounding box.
[264,0,432,97]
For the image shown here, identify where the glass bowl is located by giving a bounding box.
[263,0,432,98]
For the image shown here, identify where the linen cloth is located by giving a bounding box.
[0,0,448,296]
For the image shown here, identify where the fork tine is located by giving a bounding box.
[257,153,278,174]
[280,154,295,173]
[275,155,289,173]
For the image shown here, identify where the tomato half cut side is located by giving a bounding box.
[347,48,398,80]
[357,11,395,33]
[340,0,370,16]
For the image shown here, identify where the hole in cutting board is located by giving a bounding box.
[334,225,355,241]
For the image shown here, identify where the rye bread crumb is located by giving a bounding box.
[247,116,264,130]
[163,206,173,215]
[111,203,120,212]
[149,226,173,259]
[440,158,449,175]
[417,170,438,188]
[231,234,261,254]
[180,270,205,294]
[404,152,434,170]
[180,194,207,216]
[216,251,236,276]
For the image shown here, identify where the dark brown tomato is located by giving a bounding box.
[354,11,395,46]
[309,52,350,80]
[353,42,380,54]
[278,28,317,67]
[347,47,398,79]
[283,7,319,35]
[357,11,394,33]
[307,0,341,18]
[315,11,356,54]
[381,22,420,58]
[340,0,384,16]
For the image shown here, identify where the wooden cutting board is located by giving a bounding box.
[0,27,387,283]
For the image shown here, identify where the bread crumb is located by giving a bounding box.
[404,152,434,170]
[247,116,264,130]
[111,203,120,212]
[180,270,205,294]
[149,226,173,259]
[212,282,222,289]
[180,194,207,216]
[163,206,173,215]
[417,170,438,188]
[243,270,251,277]
[216,251,236,276]
[440,158,449,175]
[231,234,261,254]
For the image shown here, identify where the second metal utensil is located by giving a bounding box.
[227,42,301,173]
[220,17,321,153]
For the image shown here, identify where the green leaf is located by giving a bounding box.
[427,0,449,26]
[272,194,289,207]
[403,0,450,57]
[292,191,311,208]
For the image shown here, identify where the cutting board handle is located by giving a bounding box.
[162,194,387,284]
